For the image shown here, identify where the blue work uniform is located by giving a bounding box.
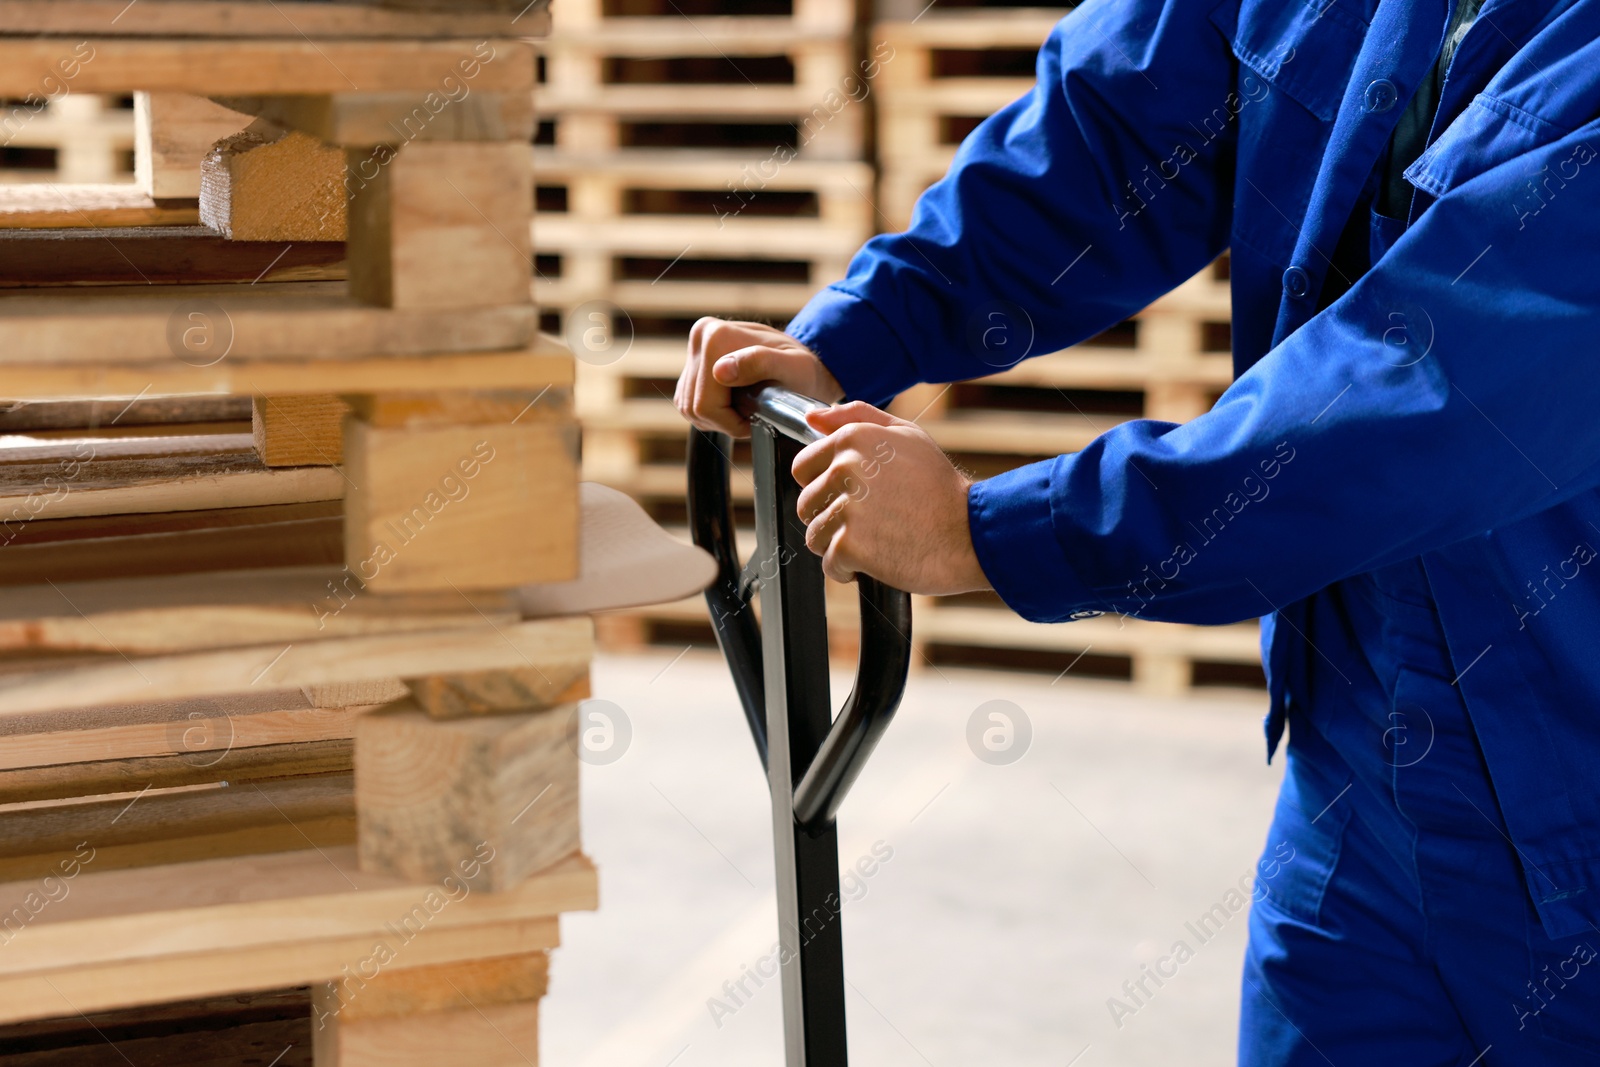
[784,0,1600,1059]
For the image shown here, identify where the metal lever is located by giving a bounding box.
[687,384,913,832]
[687,383,914,1067]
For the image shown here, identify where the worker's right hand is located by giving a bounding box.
[676,317,845,438]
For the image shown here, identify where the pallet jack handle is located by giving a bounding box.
[687,384,913,1065]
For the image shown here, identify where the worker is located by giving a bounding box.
[674,0,1600,1061]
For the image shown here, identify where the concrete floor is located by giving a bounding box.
[543,649,1284,1067]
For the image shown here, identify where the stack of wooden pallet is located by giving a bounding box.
[1,91,133,184]
[0,2,717,1061]
[531,0,877,653]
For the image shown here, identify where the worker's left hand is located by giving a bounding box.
[792,401,992,595]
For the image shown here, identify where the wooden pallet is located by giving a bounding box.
[536,0,867,162]
[873,7,1066,229]
[0,94,134,185]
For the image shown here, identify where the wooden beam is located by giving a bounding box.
[0,184,199,230]
[0,616,595,716]
[0,226,345,287]
[0,845,591,1025]
[406,666,589,719]
[342,416,578,592]
[0,345,573,402]
[315,1000,538,1067]
[0,40,536,96]
[355,701,580,891]
[0,738,353,804]
[315,952,548,1022]
[0,2,551,38]
[201,124,348,242]
[217,92,534,147]
[342,387,570,429]
[134,93,252,200]
[0,283,534,366]
[252,394,348,467]
[347,142,531,310]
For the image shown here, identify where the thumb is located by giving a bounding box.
[805,400,901,433]
[712,345,786,386]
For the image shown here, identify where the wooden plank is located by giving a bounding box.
[315,952,547,1022]
[0,616,595,716]
[0,450,344,522]
[302,680,409,709]
[0,774,355,882]
[0,1,550,37]
[0,693,360,772]
[253,395,348,467]
[313,1000,538,1067]
[201,125,348,242]
[0,283,534,366]
[0,227,345,288]
[0,739,354,804]
[342,417,578,592]
[0,41,536,96]
[407,666,589,719]
[347,142,531,310]
[343,388,570,429]
[0,346,573,402]
[0,989,313,1067]
[0,511,342,584]
[355,702,579,891]
[134,92,252,200]
[0,395,250,431]
[0,566,521,656]
[0,184,199,230]
[218,92,534,147]
[0,838,591,1024]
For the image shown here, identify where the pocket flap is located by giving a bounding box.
[1210,0,1369,122]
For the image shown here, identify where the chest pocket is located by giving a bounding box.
[1209,0,1370,123]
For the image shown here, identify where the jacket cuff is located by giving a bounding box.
[967,459,1101,624]
[785,286,921,408]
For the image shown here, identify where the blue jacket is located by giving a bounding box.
[787,0,1600,938]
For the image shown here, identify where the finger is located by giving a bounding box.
[820,533,859,584]
[711,343,793,386]
[803,491,849,559]
[689,374,749,438]
[796,464,860,523]
[791,433,842,487]
[804,400,902,433]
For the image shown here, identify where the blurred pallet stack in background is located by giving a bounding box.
[0,4,622,1062]
[534,0,877,651]
[0,91,134,184]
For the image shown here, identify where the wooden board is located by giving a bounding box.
[253,395,348,467]
[201,125,348,242]
[348,142,531,310]
[0,227,345,288]
[0,346,573,402]
[0,846,593,1024]
[0,616,595,716]
[0,184,198,231]
[0,503,343,583]
[0,989,313,1067]
[0,448,344,521]
[134,92,252,200]
[356,702,579,890]
[0,567,522,656]
[0,41,535,96]
[219,92,534,147]
[0,1,551,37]
[314,1000,538,1067]
[0,283,534,366]
[0,738,353,804]
[342,417,578,592]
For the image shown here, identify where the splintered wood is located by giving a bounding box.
[200,120,348,241]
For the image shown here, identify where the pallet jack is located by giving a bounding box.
[688,384,913,1066]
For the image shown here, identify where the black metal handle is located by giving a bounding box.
[687,384,913,834]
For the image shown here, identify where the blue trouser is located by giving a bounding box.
[1240,559,1600,1064]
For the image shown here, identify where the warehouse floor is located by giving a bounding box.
[544,648,1283,1067]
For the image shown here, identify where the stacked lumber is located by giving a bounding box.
[0,2,711,1060]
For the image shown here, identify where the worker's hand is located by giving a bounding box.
[676,318,845,438]
[793,401,991,595]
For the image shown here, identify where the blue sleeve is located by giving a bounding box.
[971,106,1600,625]
[785,0,1239,406]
